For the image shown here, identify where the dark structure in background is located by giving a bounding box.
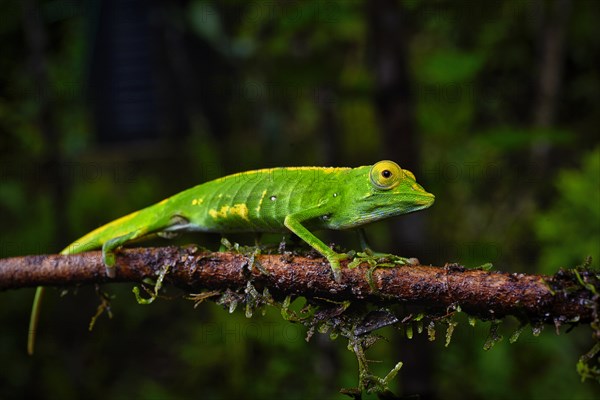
[88,0,234,150]
[89,0,158,144]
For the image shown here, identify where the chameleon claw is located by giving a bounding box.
[332,267,342,283]
[105,265,116,278]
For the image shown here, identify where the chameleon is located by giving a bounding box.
[28,160,434,354]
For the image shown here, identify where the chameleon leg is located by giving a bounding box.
[254,233,263,247]
[284,213,348,283]
[357,228,373,254]
[103,214,186,276]
[102,214,189,278]
[102,231,145,278]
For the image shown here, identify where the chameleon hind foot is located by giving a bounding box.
[102,232,145,278]
[101,250,117,278]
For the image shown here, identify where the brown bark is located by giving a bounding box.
[0,246,596,326]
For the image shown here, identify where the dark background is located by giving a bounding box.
[1,0,599,398]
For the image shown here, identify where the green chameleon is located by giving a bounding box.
[28,160,434,354]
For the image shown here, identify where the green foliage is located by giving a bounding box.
[535,147,600,273]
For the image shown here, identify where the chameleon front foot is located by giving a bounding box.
[327,252,351,283]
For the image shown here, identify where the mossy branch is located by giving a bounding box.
[0,246,596,327]
[3,246,599,391]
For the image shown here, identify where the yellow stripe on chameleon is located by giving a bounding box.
[256,189,268,213]
[220,166,350,183]
[208,207,225,219]
[67,210,141,251]
[209,204,249,221]
[93,210,140,232]
[278,167,348,173]
[411,183,425,193]
[230,203,249,220]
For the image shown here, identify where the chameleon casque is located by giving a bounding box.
[28,160,435,354]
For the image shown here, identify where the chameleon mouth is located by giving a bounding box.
[416,192,435,208]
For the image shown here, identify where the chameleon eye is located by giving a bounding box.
[370,160,403,190]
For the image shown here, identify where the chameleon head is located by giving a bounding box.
[328,160,435,229]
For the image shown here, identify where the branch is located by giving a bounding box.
[0,246,596,326]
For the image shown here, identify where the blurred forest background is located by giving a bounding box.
[1,0,599,399]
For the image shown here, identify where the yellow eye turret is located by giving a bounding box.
[369,160,404,190]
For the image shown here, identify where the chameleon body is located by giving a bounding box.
[28,160,434,354]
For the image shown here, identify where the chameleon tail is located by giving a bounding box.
[26,205,172,354]
[28,246,70,355]
[28,286,44,355]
